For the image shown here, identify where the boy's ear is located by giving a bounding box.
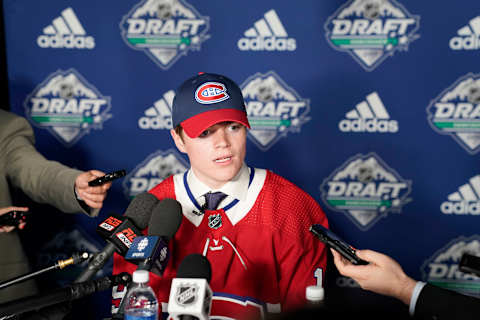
[170,129,187,153]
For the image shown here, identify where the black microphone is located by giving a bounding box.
[113,198,183,319]
[0,273,131,317]
[75,192,158,283]
[167,254,212,320]
[129,198,183,274]
[0,209,30,227]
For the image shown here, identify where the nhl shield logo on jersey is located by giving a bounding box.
[120,0,210,70]
[208,214,222,230]
[195,82,230,104]
[324,0,420,71]
[240,71,311,151]
[23,68,112,147]
[427,73,480,154]
[320,152,412,230]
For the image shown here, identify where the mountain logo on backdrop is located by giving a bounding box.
[120,0,210,70]
[24,69,112,147]
[138,89,175,130]
[421,236,480,298]
[339,91,398,133]
[450,16,480,50]
[441,175,480,215]
[324,0,420,71]
[123,149,188,199]
[238,9,296,51]
[427,73,480,154]
[320,152,412,230]
[240,71,310,151]
[37,7,95,49]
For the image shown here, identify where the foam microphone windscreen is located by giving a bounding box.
[177,253,212,283]
[148,198,183,239]
[124,192,159,229]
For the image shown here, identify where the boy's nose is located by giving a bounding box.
[214,128,229,148]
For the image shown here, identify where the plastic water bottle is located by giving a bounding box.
[124,270,158,320]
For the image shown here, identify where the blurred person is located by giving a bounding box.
[332,248,480,319]
[0,109,111,303]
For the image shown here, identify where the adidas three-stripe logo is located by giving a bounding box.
[449,16,480,50]
[37,7,95,49]
[339,92,399,133]
[138,90,175,130]
[441,175,480,214]
[238,9,296,51]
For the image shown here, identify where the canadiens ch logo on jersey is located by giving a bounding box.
[420,236,480,298]
[122,149,188,199]
[23,68,112,147]
[427,73,480,154]
[320,152,412,230]
[120,0,210,70]
[324,0,420,71]
[240,71,310,151]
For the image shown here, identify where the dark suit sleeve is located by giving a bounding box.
[414,283,480,320]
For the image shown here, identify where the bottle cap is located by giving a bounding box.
[306,285,324,301]
[132,270,149,283]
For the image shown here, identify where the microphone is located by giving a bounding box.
[112,199,183,319]
[0,273,131,317]
[167,254,213,320]
[126,198,183,274]
[0,252,89,290]
[75,192,158,283]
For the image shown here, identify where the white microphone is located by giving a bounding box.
[167,254,212,320]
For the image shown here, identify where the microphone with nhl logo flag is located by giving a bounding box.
[168,254,213,320]
[75,192,158,283]
[113,198,183,319]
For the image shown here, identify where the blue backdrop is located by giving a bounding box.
[3,0,480,318]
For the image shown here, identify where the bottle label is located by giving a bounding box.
[125,313,156,320]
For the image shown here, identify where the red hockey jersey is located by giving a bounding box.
[112,167,328,319]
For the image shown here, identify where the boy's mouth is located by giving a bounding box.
[215,156,232,163]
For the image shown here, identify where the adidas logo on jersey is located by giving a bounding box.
[37,7,95,49]
[237,9,296,51]
[339,92,398,133]
[441,175,480,215]
[138,90,175,130]
[450,16,480,50]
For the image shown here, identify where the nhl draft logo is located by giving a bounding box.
[320,152,412,230]
[123,149,188,199]
[24,69,112,147]
[324,0,420,71]
[138,89,174,130]
[240,71,310,151]
[208,214,222,230]
[427,73,480,154]
[440,175,480,215]
[120,0,210,70]
[421,236,480,297]
[175,283,198,305]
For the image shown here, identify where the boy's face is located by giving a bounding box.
[171,121,247,189]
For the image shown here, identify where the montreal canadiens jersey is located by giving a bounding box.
[112,167,328,320]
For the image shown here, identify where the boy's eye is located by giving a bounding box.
[229,123,241,131]
[199,129,210,137]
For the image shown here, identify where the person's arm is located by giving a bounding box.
[4,115,111,215]
[331,248,417,305]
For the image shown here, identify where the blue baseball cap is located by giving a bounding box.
[172,73,250,138]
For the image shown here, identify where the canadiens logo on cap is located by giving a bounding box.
[195,82,230,105]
